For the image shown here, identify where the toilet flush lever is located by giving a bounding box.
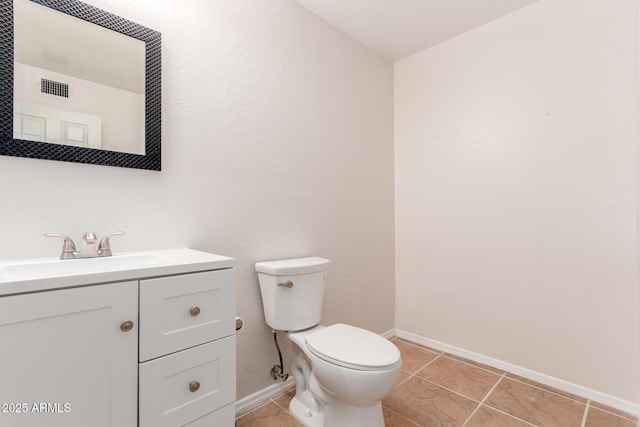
[278,281,294,288]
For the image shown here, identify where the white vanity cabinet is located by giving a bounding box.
[0,249,236,427]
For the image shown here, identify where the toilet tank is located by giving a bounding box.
[255,257,330,332]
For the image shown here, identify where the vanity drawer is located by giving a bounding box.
[139,335,236,427]
[139,269,235,361]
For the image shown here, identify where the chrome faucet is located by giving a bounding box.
[45,231,125,260]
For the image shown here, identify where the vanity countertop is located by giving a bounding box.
[0,248,234,296]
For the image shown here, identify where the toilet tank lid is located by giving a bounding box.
[255,257,330,275]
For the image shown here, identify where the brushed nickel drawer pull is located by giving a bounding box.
[189,381,200,393]
[120,320,134,332]
[189,306,201,317]
[278,281,294,288]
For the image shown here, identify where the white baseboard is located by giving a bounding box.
[380,328,395,339]
[235,378,295,416]
[395,329,640,417]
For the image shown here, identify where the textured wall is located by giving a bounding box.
[395,0,640,403]
[1,0,395,399]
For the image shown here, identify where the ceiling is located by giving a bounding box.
[295,0,541,61]
[14,0,145,94]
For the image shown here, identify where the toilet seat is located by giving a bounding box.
[305,323,400,371]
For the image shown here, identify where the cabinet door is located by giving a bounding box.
[0,282,138,427]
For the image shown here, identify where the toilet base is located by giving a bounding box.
[320,391,385,427]
[290,395,324,427]
[286,326,394,427]
[289,356,385,427]
[289,390,385,427]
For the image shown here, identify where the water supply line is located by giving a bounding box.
[270,331,289,382]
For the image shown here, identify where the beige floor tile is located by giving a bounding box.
[505,373,587,403]
[396,371,411,387]
[415,355,502,401]
[589,401,637,422]
[235,402,302,427]
[383,376,478,426]
[273,390,295,411]
[484,378,585,427]
[393,339,441,374]
[465,405,533,427]
[446,354,505,375]
[383,405,422,426]
[584,406,637,427]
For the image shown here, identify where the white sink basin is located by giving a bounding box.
[0,249,235,294]
[0,253,168,280]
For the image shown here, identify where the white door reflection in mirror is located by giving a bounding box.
[14,102,102,148]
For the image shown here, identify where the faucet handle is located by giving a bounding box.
[44,233,78,260]
[97,231,125,257]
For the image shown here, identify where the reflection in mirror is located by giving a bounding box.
[14,0,146,154]
[0,0,162,170]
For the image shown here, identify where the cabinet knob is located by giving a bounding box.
[120,320,134,332]
[189,381,200,393]
[189,306,201,317]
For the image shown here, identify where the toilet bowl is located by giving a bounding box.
[288,324,401,426]
[255,257,401,427]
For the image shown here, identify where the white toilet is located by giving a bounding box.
[255,257,401,427]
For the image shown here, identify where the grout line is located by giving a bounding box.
[417,376,485,405]
[483,406,538,427]
[505,372,589,405]
[587,403,638,422]
[411,354,503,405]
[581,400,590,427]
[463,374,538,427]
[272,397,289,413]
[382,404,422,427]
[462,373,507,427]
[398,351,445,386]
[393,350,443,390]
[237,389,295,420]
[395,370,415,389]
[587,404,639,424]
[418,351,444,371]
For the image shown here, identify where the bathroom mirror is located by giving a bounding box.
[0,0,162,170]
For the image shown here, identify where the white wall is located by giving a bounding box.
[1,0,395,400]
[395,0,640,403]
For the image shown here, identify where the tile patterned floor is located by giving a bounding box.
[236,338,638,427]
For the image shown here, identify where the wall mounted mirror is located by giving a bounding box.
[0,0,162,170]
